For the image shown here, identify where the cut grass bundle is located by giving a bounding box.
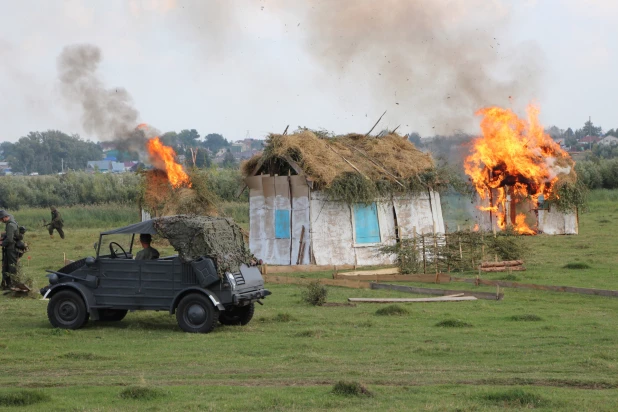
[481,388,550,408]
[119,386,165,401]
[0,390,50,407]
[510,314,543,322]
[435,319,472,328]
[375,305,409,316]
[332,381,373,397]
[563,262,591,269]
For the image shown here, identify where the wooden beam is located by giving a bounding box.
[481,260,524,268]
[370,282,503,301]
[327,144,369,179]
[265,264,357,274]
[335,273,452,283]
[348,296,477,303]
[281,154,304,176]
[365,110,387,137]
[451,277,618,298]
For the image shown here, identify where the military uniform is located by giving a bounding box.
[49,207,65,239]
[135,246,160,260]
[1,213,19,288]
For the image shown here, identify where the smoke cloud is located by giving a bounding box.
[57,44,140,141]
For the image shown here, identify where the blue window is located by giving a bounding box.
[275,210,291,239]
[353,203,381,244]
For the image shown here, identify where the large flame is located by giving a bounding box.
[147,137,191,188]
[464,105,573,235]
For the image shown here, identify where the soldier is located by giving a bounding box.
[134,234,160,260]
[0,210,19,289]
[49,206,65,239]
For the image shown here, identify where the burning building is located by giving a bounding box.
[465,105,578,235]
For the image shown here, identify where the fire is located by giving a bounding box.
[147,137,191,188]
[464,105,574,234]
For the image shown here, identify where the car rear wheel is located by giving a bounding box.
[98,309,128,322]
[47,290,89,330]
[219,303,255,326]
[176,293,219,333]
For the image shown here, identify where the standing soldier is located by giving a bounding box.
[0,210,19,289]
[49,206,65,239]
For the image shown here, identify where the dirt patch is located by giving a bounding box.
[154,215,252,275]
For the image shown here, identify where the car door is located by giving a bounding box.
[138,258,178,309]
[92,258,140,308]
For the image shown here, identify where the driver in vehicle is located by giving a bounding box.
[134,234,160,260]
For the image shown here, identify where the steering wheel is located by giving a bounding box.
[109,242,129,259]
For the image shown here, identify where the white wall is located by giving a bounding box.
[538,209,578,235]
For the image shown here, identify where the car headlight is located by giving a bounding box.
[226,272,236,290]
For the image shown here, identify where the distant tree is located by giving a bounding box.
[203,133,230,154]
[4,130,102,174]
[605,128,617,137]
[407,132,422,146]
[575,120,602,139]
[185,147,212,168]
[177,129,200,149]
[222,149,237,169]
[545,125,564,139]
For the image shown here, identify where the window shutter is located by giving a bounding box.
[353,203,381,244]
[275,210,291,239]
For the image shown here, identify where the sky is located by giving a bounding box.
[0,0,617,143]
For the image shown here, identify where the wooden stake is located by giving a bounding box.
[422,231,426,274]
[365,110,387,136]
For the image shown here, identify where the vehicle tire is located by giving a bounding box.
[47,290,89,330]
[97,309,128,322]
[219,303,255,326]
[176,293,219,333]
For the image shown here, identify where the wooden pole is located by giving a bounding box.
[422,231,426,274]
[457,225,463,273]
[365,110,387,136]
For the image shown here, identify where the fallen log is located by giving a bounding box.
[480,266,526,272]
[481,260,524,268]
[451,277,618,298]
[348,296,477,303]
[337,267,400,277]
[370,282,503,300]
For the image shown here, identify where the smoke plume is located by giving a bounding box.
[57,44,140,140]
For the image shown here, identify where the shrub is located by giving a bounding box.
[375,305,409,316]
[0,390,50,407]
[301,280,328,306]
[435,319,472,328]
[332,381,373,397]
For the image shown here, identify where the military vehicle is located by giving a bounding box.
[40,218,270,333]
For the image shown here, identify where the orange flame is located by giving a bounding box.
[464,105,574,234]
[147,137,191,188]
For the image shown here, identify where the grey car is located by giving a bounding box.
[41,219,271,333]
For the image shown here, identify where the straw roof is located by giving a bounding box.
[241,131,434,188]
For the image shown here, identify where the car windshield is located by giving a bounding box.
[98,233,135,258]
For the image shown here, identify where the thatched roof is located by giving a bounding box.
[241,131,434,188]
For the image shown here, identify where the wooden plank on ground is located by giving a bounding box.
[348,296,477,303]
[336,267,400,277]
[480,266,526,272]
[451,277,618,298]
[370,282,503,301]
[334,273,451,283]
[263,275,370,289]
[265,264,357,274]
[481,260,524,268]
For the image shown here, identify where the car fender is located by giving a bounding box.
[45,283,97,317]
[169,287,225,314]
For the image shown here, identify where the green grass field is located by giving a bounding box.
[0,193,617,410]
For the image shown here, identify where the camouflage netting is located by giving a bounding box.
[153,215,252,275]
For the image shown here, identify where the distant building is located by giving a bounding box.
[579,135,601,145]
[86,160,129,173]
[599,135,618,146]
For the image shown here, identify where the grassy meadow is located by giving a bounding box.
[0,192,617,410]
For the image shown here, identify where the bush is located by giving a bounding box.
[332,381,373,397]
[301,280,328,306]
[375,305,409,316]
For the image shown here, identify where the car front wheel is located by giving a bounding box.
[219,303,255,326]
[176,293,219,333]
[47,290,89,330]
